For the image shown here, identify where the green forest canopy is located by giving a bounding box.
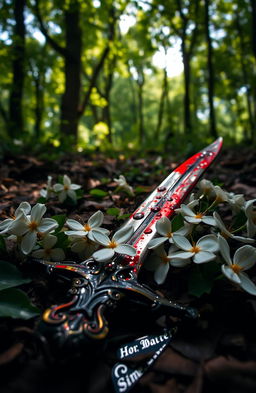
[0,0,255,156]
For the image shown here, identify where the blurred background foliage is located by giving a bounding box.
[0,0,255,158]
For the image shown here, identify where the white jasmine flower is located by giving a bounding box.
[0,202,31,235]
[148,216,191,249]
[198,179,214,197]
[114,175,134,196]
[40,176,55,200]
[218,234,256,295]
[92,226,136,263]
[53,175,81,202]
[175,195,199,213]
[70,235,98,258]
[213,211,255,243]
[147,244,190,284]
[227,192,245,213]
[32,234,65,261]
[178,204,216,226]
[171,234,219,264]
[10,203,58,255]
[65,211,109,241]
[244,199,256,237]
[213,185,229,203]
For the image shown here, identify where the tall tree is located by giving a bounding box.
[35,0,81,142]
[8,0,26,138]
[204,0,217,138]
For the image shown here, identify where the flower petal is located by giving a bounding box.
[197,234,219,252]
[218,234,232,265]
[70,184,81,190]
[42,234,57,249]
[93,248,114,262]
[21,231,37,255]
[53,183,64,192]
[154,263,169,285]
[147,237,167,249]
[63,175,71,187]
[185,216,202,224]
[9,219,28,236]
[65,230,87,237]
[171,258,191,267]
[67,189,77,201]
[31,203,46,223]
[0,219,13,234]
[113,226,133,243]
[31,249,45,259]
[58,190,67,202]
[156,217,172,236]
[38,218,58,233]
[92,231,110,246]
[153,244,167,258]
[115,244,136,256]
[239,273,256,295]
[221,265,241,284]
[173,234,192,251]
[168,251,194,259]
[15,201,31,216]
[233,245,256,270]
[88,211,104,227]
[181,204,195,217]
[66,219,84,231]
[202,216,216,226]
[193,251,216,264]
[51,248,65,261]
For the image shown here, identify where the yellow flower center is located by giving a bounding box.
[28,221,38,232]
[220,231,229,239]
[84,224,91,231]
[189,245,201,253]
[64,185,69,191]
[195,213,203,219]
[166,231,173,238]
[231,264,242,274]
[108,241,118,249]
[161,256,170,264]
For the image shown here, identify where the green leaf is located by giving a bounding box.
[37,197,46,203]
[0,288,40,319]
[52,214,66,232]
[232,210,247,231]
[0,260,31,291]
[171,214,184,231]
[89,188,108,198]
[76,189,84,199]
[134,186,149,194]
[188,262,221,297]
[106,207,120,216]
[55,232,69,249]
[117,213,130,220]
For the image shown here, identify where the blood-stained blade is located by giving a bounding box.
[122,137,223,271]
[36,138,222,346]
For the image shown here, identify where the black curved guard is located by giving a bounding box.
[36,257,198,351]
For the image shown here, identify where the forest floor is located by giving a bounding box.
[0,145,256,393]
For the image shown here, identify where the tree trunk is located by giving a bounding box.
[60,3,81,142]
[236,11,255,142]
[155,67,168,140]
[205,0,218,138]
[8,0,26,138]
[182,46,192,135]
[137,68,145,145]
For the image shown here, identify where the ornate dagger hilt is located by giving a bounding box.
[36,138,222,351]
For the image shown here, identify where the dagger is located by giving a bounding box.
[36,138,222,350]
